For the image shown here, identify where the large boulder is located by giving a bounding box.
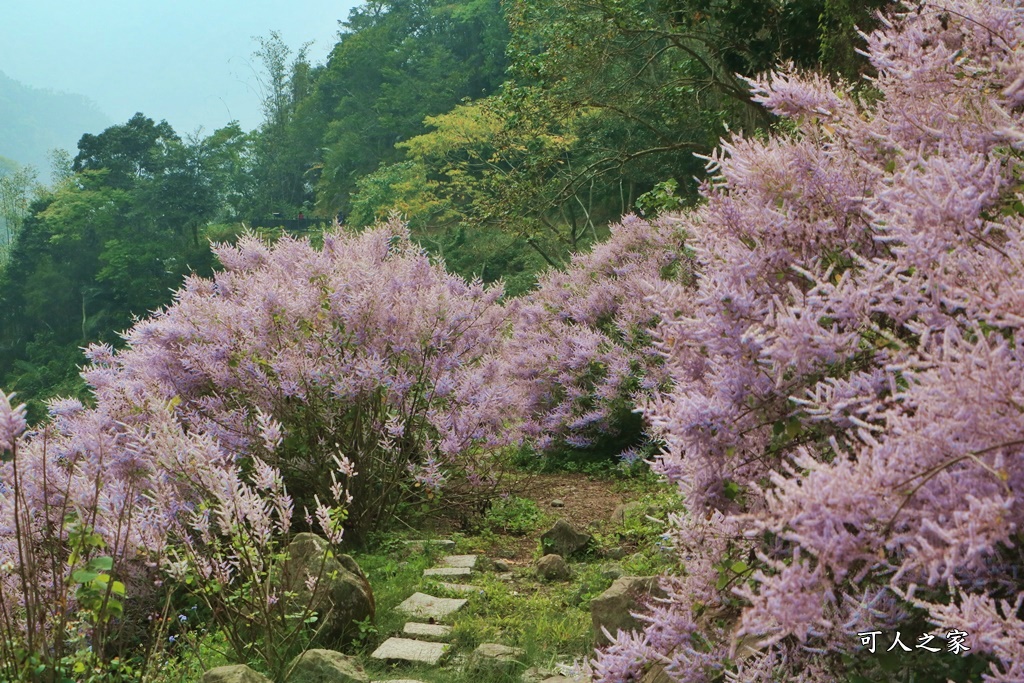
[281,533,375,646]
[202,665,272,683]
[285,649,369,683]
[539,519,591,558]
[590,576,668,646]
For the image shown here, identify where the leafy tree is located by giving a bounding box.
[448,0,889,250]
[247,32,317,218]
[202,122,258,221]
[309,0,510,215]
[73,113,180,189]
[0,115,223,420]
[0,163,38,265]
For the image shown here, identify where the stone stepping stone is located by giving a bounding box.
[469,643,526,673]
[395,592,467,620]
[403,621,452,641]
[423,566,471,577]
[439,554,477,568]
[436,582,484,594]
[403,539,455,552]
[370,637,448,665]
[474,643,525,660]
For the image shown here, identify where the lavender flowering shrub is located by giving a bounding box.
[0,220,520,676]
[501,214,693,457]
[587,1,1024,681]
[0,383,355,679]
[84,220,520,538]
[0,389,195,679]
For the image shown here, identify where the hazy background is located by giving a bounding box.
[0,0,360,140]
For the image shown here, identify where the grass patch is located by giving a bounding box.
[481,496,546,535]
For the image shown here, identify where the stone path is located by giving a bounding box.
[370,546,536,682]
[370,548,478,680]
[369,541,594,683]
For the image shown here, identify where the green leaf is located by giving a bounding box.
[111,580,126,596]
[730,561,748,574]
[72,569,99,584]
[89,556,114,571]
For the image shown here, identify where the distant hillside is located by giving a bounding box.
[0,71,110,175]
[0,154,18,176]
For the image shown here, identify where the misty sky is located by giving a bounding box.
[0,0,362,137]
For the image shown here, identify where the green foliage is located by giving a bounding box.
[0,115,226,418]
[0,163,38,265]
[309,0,510,216]
[245,32,317,219]
[635,179,687,217]
[482,496,544,535]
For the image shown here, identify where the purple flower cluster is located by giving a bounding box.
[499,214,693,454]
[586,1,1024,680]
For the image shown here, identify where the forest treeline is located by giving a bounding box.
[0,0,887,420]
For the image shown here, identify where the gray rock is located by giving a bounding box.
[285,649,368,683]
[535,553,571,581]
[539,519,591,558]
[370,637,449,666]
[493,559,512,572]
[475,643,525,660]
[439,554,477,568]
[470,643,525,674]
[403,621,452,641]
[521,666,555,683]
[600,564,624,580]
[526,667,590,683]
[395,592,467,620]
[550,499,565,508]
[436,582,484,595]
[591,576,669,646]
[202,665,273,683]
[423,566,471,577]
[610,501,641,524]
[601,547,627,560]
[280,534,375,646]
